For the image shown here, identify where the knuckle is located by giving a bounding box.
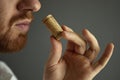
[91,46,100,54]
[96,46,100,53]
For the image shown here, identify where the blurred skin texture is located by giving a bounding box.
[43,25,114,80]
[0,0,114,80]
[0,0,41,53]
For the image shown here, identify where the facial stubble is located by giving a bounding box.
[0,11,33,53]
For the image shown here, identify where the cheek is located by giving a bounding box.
[0,5,16,35]
[0,13,10,35]
[0,0,18,34]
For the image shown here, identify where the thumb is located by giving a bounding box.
[47,36,62,66]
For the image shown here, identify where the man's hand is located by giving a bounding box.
[43,25,114,80]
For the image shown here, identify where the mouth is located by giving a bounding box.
[14,19,32,33]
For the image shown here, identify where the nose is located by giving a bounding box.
[17,0,41,12]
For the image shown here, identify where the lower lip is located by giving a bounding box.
[15,24,30,32]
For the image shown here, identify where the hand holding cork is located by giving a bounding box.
[42,14,63,40]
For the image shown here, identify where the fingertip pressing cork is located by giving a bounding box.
[42,14,63,40]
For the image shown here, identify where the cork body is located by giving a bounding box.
[42,14,63,40]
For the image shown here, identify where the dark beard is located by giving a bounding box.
[0,31,27,53]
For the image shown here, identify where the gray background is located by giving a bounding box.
[0,0,120,80]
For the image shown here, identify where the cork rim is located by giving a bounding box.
[42,14,53,23]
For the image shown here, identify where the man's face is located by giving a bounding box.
[0,0,41,53]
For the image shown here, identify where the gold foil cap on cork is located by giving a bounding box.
[42,14,63,40]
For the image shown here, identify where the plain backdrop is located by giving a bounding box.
[0,0,120,80]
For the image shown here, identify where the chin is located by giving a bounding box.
[0,33,27,54]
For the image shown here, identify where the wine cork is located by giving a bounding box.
[42,14,63,40]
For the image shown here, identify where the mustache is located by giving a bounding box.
[9,11,34,27]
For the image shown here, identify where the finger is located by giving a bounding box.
[93,43,114,72]
[62,25,74,32]
[62,30,86,54]
[66,41,75,52]
[62,25,75,51]
[47,36,62,66]
[83,29,100,62]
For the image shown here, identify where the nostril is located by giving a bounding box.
[17,2,28,11]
